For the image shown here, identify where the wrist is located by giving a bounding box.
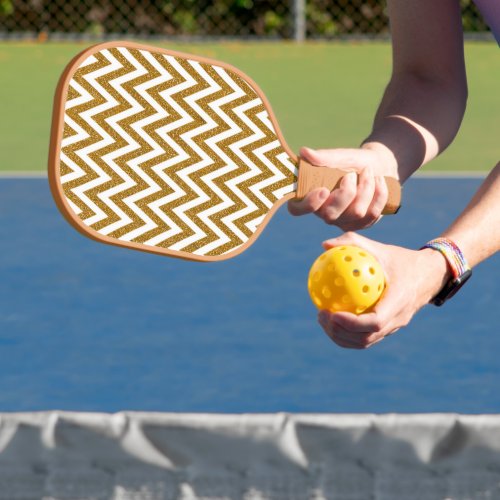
[418,248,453,302]
[361,141,399,178]
[420,238,472,306]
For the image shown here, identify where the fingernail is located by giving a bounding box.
[318,189,329,201]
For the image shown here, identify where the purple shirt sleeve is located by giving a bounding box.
[473,0,500,45]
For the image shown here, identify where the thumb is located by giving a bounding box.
[299,147,328,166]
[299,146,365,171]
[322,231,368,250]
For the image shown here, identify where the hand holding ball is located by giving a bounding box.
[308,245,385,314]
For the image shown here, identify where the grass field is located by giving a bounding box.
[0,41,497,173]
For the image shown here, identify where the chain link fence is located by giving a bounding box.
[0,0,491,40]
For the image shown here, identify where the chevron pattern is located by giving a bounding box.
[58,46,298,257]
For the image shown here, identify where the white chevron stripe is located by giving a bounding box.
[154,98,220,242]
[246,213,267,234]
[79,53,98,68]
[64,51,129,227]
[67,198,82,217]
[125,52,216,243]
[274,152,298,199]
[61,79,104,185]
[207,85,263,219]
[111,49,180,240]
[189,65,257,247]
[249,112,289,203]
[84,49,147,232]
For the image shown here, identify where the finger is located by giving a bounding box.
[342,166,376,221]
[322,231,369,251]
[299,146,369,170]
[288,188,330,216]
[330,336,365,349]
[319,311,372,349]
[328,168,377,231]
[365,176,389,220]
[319,309,392,349]
[299,147,332,167]
[318,321,363,349]
[332,298,401,339]
[336,176,388,231]
[338,215,382,232]
[330,311,385,335]
[330,317,390,349]
[316,172,358,224]
[320,174,390,231]
[328,327,381,349]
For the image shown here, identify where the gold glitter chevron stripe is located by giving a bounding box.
[59,46,297,256]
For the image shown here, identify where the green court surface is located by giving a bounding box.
[0,41,497,173]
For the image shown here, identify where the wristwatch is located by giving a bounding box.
[421,238,472,306]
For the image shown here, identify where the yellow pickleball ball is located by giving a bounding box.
[308,245,385,314]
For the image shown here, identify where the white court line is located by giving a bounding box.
[0,171,48,178]
[414,170,487,179]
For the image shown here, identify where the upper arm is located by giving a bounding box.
[387,0,467,86]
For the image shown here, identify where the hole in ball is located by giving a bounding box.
[352,269,360,277]
[342,295,351,304]
[313,294,322,308]
[362,285,369,293]
[344,256,352,262]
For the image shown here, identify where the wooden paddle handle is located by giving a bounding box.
[295,157,401,215]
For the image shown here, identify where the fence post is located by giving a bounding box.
[292,0,306,42]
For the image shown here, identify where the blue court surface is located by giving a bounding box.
[0,176,498,413]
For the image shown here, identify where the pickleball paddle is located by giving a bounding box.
[49,41,401,262]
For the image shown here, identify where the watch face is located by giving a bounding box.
[432,269,472,306]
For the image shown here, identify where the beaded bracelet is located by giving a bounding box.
[421,238,470,278]
[420,237,472,306]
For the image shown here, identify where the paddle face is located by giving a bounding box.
[49,41,298,262]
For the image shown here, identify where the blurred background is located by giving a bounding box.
[0,0,492,41]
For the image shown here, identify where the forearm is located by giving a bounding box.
[363,73,467,182]
[361,0,467,182]
[441,162,500,267]
[413,163,500,307]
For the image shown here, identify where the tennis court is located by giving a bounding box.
[0,41,498,498]
[0,173,499,413]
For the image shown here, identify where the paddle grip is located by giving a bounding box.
[295,157,401,215]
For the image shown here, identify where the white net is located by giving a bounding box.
[1,412,500,499]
